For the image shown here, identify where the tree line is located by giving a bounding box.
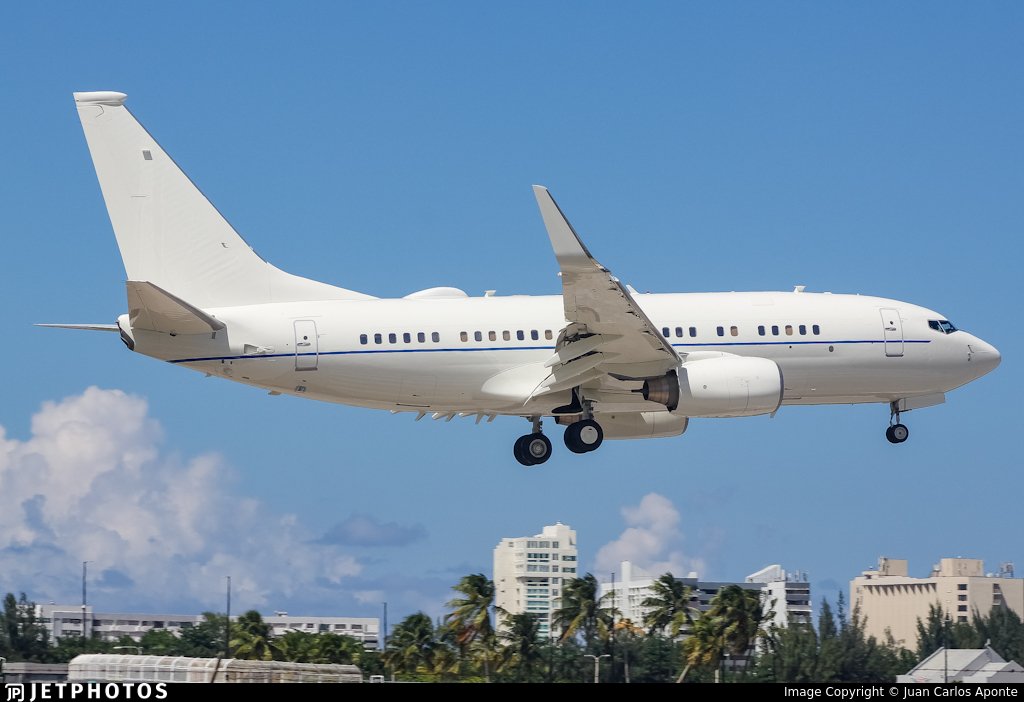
[4,574,1024,682]
[0,593,381,673]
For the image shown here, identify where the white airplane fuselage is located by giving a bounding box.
[122,290,999,415]
[62,90,1000,461]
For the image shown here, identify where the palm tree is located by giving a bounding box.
[552,573,616,645]
[314,632,364,664]
[230,610,280,661]
[679,614,724,682]
[383,612,439,677]
[276,630,319,662]
[498,612,543,682]
[642,573,697,637]
[444,573,497,679]
[707,585,766,659]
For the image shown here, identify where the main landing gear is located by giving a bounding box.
[514,412,605,466]
[564,418,603,454]
[514,417,553,466]
[886,402,910,444]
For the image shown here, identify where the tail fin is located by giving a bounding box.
[73,91,374,308]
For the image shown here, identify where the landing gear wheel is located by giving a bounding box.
[514,435,535,466]
[514,433,552,466]
[564,419,604,454]
[887,423,909,444]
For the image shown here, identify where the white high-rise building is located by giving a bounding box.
[599,561,810,632]
[745,564,812,628]
[493,523,578,638]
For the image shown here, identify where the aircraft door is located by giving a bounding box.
[294,320,319,371]
[880,308,903,358]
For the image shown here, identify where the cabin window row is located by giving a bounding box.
[459,329,554,342]
[359,331,442,345]
[660,324,822,339]
[756,324,821,337]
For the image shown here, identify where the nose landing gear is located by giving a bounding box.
[886,402,910,444]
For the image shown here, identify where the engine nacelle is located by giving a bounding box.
[643,357,783,418]
[596,411,689,440]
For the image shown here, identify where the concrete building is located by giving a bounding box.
[897,646,1024,684]
[494,522,578,638]
[34,604,379,649]
[851,557,1023,650]
[264,613,379,647]
[598,561,810,631]
[746,564,812,628]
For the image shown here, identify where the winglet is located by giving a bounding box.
[532,185,604,273]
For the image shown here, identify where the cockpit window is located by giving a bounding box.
[928,319,958,334]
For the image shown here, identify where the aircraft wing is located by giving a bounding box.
[531,185,680,397]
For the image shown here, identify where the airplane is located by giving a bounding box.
[48,91,1001,467]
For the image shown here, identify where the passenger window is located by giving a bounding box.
[403,332,411,343]
[757,325,765,336]
[675,327,683,337]
[474,331,483,342]
[389,333,397,344]
[488,331,497,341]
[432,332,440,343]
[359,334,368,345]
[460,331,468,342]
[517,330,525,341]
[531,330,539,341]
[503,330,511,341]
[716,326,724,337]
[799,325,806,335]
[812,324,820,335]
[689,327,697,337]
[374,333,382,344]
[545,330,553,340]
[417,332,425,343]
[785,325,793,336]
[662,327,670,337]
[771,325,779,336]
[730,326,738,337]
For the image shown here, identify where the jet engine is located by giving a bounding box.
[642,356,784,418]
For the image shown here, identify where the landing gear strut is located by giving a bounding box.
[514,416,552,466]
[886,402,910,444]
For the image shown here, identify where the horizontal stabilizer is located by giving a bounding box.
[35,323,119,332]
[127,281,226,335]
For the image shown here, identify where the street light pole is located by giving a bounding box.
[584,654,609,683]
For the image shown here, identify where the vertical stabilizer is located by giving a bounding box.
[74,91,373,308]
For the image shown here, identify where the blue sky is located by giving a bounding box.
[0,2,1020,623]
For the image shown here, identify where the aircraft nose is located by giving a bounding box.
[971,339,1001,377]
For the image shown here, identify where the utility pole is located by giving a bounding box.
[81,561,89,643]
[944,612,950,684]
[382,601,387,651]
[584,654,609,683]
[610,571,615,682]
[225,576,232,659]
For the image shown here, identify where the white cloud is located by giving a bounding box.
[594,493,705,578]
[0,387,363,612]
